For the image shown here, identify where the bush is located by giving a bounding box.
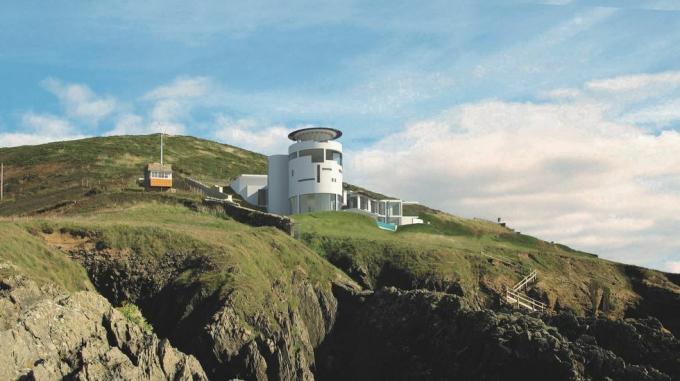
[117,303,153,333]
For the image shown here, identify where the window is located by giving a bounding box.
[299,193,335,213]
[299,149,324,163]
[378,201,386,216]
[388,201,402,216]
[326,150,342,166]
[257,189,268,207]
[150,171,171,179]
[298,178,314,182]
[289,151,298,160]
[291,169,294,177]
[349,196,358,209]
[316,165,320,183]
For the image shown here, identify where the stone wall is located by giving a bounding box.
[203,199,294,235]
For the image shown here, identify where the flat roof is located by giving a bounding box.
[147,163,172,171]
[288,127,342,142]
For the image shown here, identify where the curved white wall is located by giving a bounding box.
[287,140,343,214]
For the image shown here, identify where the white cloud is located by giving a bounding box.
[143,77,212,100]
[42,78,116,124]
[666,261,680,274]
[347,89,680,269]
[214,115,290,155]
[0,113,87,147]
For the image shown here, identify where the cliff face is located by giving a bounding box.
[0,271,207,380]
[45,223,348,380]
[316,286,679,381]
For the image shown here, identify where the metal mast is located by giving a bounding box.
[1,162,3,202]
[160,132,164,165]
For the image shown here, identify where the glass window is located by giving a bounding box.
[349,196,358,209]
[289,151,298,160]
[325,150,342,166]
[299,193,334,213]
[389,201,402,216]
[378,201,386,216]
[360,196,370,211]
[299,149,324,163]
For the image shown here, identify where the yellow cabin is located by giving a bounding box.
[145,163,173,190]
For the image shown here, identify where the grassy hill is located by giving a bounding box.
[1,134,678,336]
[0,134,266,215]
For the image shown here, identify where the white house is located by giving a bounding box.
[229,127,422,227]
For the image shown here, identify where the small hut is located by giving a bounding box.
[145,163,173,191]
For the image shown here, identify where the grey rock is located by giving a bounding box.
[0,275,207,381]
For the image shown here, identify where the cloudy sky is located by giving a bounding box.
[1,1,680,272]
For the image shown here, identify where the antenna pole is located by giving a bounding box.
[1,162,3,202]
[160,132,164,165]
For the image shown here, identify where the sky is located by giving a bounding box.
[1,0,680,273]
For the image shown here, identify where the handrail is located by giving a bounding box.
[512,270,537,292]
[505,269,546,312]
[506,289,546,311]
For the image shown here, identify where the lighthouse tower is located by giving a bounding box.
[267,127,343,215]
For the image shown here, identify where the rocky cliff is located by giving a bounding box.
[316,286,679,381]
[0,270,207,380]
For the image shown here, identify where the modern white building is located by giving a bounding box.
[229,127,422,227]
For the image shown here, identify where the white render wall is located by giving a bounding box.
[230,174,267,206]
[287,140,343,213]
[267,155,290,215]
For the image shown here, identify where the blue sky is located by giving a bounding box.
[2,1,680,272]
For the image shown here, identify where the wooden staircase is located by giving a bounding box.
[505,270,547,312]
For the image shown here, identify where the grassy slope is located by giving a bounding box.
[0,221,93,291]
[294,211,674,317]
[1,134,677,322]
[14,202,351,331]
[0,134,266,215]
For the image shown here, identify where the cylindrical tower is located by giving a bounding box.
[287,127,343,214]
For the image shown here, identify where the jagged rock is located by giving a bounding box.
[316,286,676,381]
[0,275,207,381]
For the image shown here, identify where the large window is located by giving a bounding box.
[289,151,298,160]
[349,195,358,209]
[388,201,402,216]
[298,193,341,213]
[325,150,342,166]
[299,149,324,163]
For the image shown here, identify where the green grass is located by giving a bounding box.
[0,221,93,291]
[16,202,352,337]
[293,211,640,316]
[0,134,266,216]
[118,303,154,333]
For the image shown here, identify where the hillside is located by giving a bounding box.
[1,134,679,380]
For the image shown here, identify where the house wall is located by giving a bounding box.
[267,155,290,215]
[287,140,343,214]
[230,175,268,206]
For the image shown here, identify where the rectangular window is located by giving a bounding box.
[389,201,402,216]
[291,169,294,177]
[299,149,324,163]
[298,178,314,182]
[289,151,298,160]
[316,165,320,183]
[322,168,332,171]
[325,150,342,166]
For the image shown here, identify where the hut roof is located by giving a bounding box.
[146,163,172,172]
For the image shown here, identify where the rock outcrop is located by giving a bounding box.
[316,286,678,381]
[62,233,343,380]
[0,273,207,380]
